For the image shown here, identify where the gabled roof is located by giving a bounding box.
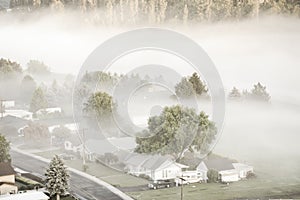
[142,155,171,170]
[107,137,136,150]
[0,182,16,186]
[124,153,150,167]
[0,115,29,129]
[124,153,186,170]
[85,139,118,155]
[0,190,49,200]
[202,158,235,171]
[0,162,16,176]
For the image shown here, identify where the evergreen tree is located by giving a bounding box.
[250,82,271,102]
[175,77,194,98]
[27,60,50,75]
[45,155,69,200]
[188,72,207,96]
[20,75,37,104]
[30,87,48,112]
[228,87,242,99]
[0,134,11,163]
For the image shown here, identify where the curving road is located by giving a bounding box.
[11,150,123,200]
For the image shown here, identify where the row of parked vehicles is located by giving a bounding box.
[148,171,204,189]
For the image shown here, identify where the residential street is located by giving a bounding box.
[11,150,123,200]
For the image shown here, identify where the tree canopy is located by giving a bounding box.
[27,60,50,75]
[45,155,69,200]
[175,77,195,98]
[188,72,207,96]
[23,122,50,145]
[228,87,242,99]
[0,134,11,162]
[30,87,48,112]
[0,58,22,76]
[135,105,217,160]
[20,75,37,103]
[8,0,300,24]
[250,82,271,101]
[83,92,115,117]
[175,73,207,98]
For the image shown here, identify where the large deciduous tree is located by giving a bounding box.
[0,134,11,162]
[23,122,50,145]
[45,155,69,200]
[83,92,115,118]
[135,105,217,160]
[27,60,50,75]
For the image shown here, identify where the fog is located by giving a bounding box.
[1,11,300,188]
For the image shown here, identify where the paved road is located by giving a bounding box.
[11,150,123,200]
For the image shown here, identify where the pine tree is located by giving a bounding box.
[0,134,11,163]
[250,82,271,102]
[188,72,207,96]
[45,155,69,200]
[228,87,242,99]
[30,87,48,112]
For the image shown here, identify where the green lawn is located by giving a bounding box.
[35,149,66,159]
[64,159,148,187]
[34,149,148,187]
[34,150,300,200]
[128,179,300,200]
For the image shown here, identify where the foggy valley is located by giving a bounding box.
[0,6,300,200]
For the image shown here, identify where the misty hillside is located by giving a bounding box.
[3,0,300,25]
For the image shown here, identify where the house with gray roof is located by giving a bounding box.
[197,157,253,183]
[124,153,188,181]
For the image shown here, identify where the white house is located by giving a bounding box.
[0,190,49,200]
[232,163,254,179]
[36,107,62,116]
[3,110,33,120]
[124,154,188,181]
[64,135,83,153]
[1,101,15,108]
[48,123,78,134]
[197,157,254,183]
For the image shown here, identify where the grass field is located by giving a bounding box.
[64,159,148,187]
[35,150,148,187]
[128,179,300,200]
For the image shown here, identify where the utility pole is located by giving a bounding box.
[0,99,5,119]
[179,177,186,200]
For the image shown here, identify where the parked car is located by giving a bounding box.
[148,179,175,189]
[59,153,75,160]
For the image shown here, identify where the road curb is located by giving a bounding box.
[11,147,134,200]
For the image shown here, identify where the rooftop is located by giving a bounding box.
[0,190,49,200]
[202,157,235,171]
[0,162,16,176]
